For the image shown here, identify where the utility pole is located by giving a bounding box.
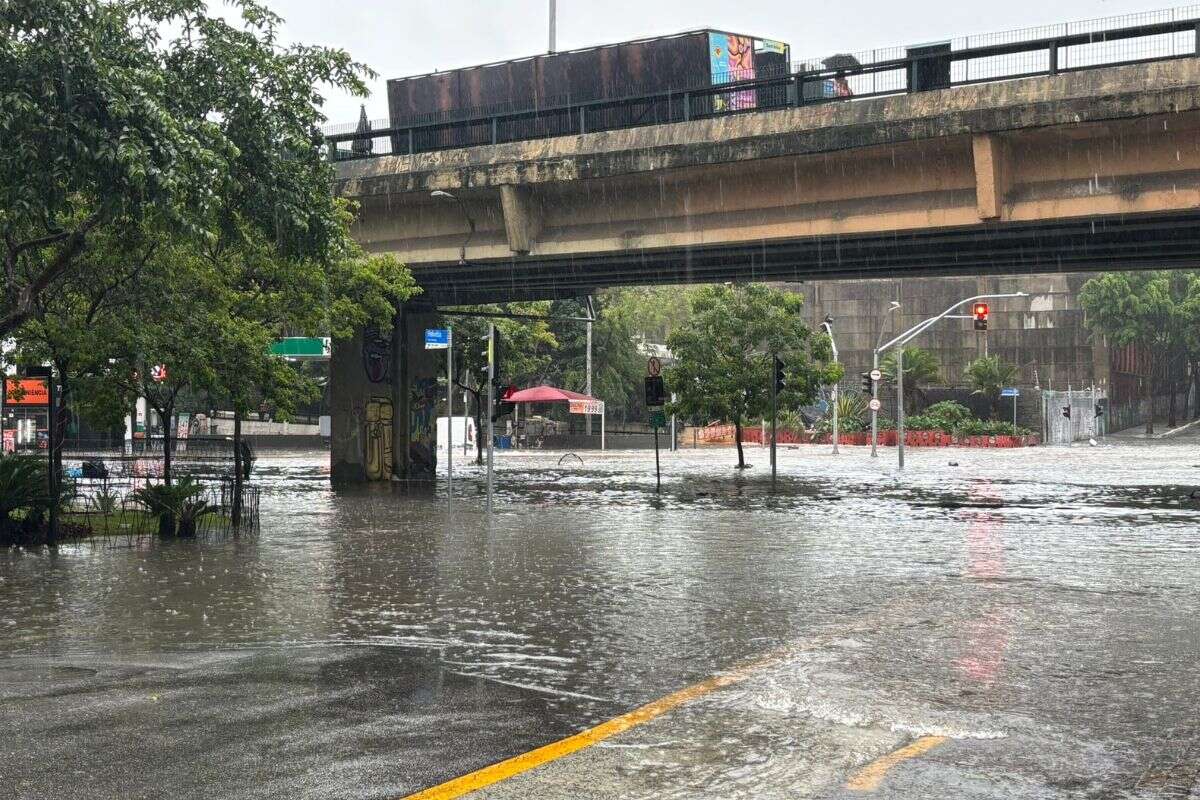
[548,0,557,53]
[770,355,778,488]
[585,316,593,436]
[487,323,496,512]
[897,347,906,471]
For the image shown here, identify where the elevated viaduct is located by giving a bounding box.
[330,56,1200,481]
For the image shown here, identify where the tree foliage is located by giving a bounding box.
[665,284,841,468]
[880,346,942,415]
[1079,271,1200,433]
[0,0,372,337]
[963,355,1020,420]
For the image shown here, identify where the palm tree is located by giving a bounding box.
[880,347,942,415]
[963,355,1020,420]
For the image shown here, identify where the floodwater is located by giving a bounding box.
[1,439,1198,798]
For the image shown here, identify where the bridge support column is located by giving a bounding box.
[972,133,1011,220]
[499,185,541,255]
[329,305,441,483]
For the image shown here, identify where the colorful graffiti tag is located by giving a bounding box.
[364,396,393,481]
[408,378,438,479]
[362,329,391,384]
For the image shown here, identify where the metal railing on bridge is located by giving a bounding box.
[325,5,1200,161]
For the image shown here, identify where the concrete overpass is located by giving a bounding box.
[337,58,1200,305]
[329,54,1200,482]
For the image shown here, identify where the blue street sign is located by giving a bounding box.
[424,329,450,350]
[1000,387,1020,398]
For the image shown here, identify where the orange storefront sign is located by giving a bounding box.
[4,378,50,406]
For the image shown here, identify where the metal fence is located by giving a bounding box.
[1042,389,1109,444]
[326,5,1200,161]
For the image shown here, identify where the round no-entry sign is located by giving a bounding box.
[870,369,883,382]
[869,398,883,412]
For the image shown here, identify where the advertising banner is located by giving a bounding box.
[4,378,49,406]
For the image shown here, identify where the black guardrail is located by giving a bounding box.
[326,6,1200,161]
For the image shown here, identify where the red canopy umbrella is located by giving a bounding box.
[503,385,605,449]
[506,385,597,404]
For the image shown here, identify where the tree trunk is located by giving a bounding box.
[1168,380,1178,430]
[734,418,745,469]
[232,408,243,526]
[1193,364,1200,421]
[1144,374,1155,436]
[471,389,484,466]
[161,404,174,485]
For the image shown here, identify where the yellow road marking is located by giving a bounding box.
[846,735,949,791]
[401,654,782,800]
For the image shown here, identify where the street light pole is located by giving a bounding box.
[822,316,839,455]
[897,347,905,471]
[871,301,902,458]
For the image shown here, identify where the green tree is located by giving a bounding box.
[1079,271,1194,434]
[449,305,558,465]
[880,347,942,416]
[546,297,644,418]
[665,284,841,469]
[963,355,1020,420]
[0,0,370,338]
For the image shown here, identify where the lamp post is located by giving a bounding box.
[877,292,1028,471]
[431,190,476,264]
[821,316,840,454]
[871,301,902,458]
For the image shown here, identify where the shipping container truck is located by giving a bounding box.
[385,30,790,152]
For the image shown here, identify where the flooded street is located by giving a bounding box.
[2,441,1199,799]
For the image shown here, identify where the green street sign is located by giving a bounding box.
[650,410,667,429]
[269,337,330,359]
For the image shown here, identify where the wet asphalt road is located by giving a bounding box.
[1,441,1198,799]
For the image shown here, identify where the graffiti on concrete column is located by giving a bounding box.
[409,378,438,478]
[362,328,391,384]
[365,396,393,481]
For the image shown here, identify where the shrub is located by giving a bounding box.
[954,419,1032,437]
[134,480,214,538]
[903,401,975,433]
[0,455,48,545]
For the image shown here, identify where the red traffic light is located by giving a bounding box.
[972,303,990,320]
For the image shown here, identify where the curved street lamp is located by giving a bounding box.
[431,190,476,265]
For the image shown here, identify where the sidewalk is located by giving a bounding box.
[1110,418,1200,440]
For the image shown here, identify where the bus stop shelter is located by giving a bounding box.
[506,386,605,450]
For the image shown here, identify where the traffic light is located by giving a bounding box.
[861,372,873,394]
[645,376,666,407]
[488,326,503,380]
[774,356,786,394]
[973,303,990,332]
[1095,398,1107,418]
[1062,405,1072,420]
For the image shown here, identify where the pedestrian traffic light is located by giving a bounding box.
[1095,398,1107,418]
[973,303,990,331]
[861,372,873,394]
[1062,405,1072,420]
[774,356,786,394]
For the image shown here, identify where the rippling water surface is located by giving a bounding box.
[2,441,1198,797]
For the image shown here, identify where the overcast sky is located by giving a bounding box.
[253,0,1179,125]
